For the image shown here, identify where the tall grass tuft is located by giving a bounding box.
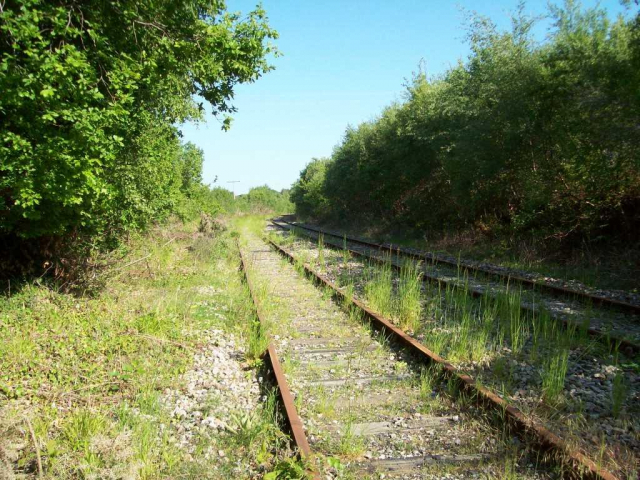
[496,287,527,354]
[364,257,394,317]
[317,233,325,268]
[63,409,106,452]
[341,234,350,268]
[247,319,269,362]
[396,259,423,331]
[611,371,628,418]
[542,349,569,403]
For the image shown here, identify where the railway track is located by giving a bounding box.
[238,229,620,479]
[275,218,640,315]
[271,219,640,357]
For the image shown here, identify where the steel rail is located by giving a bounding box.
[278,219,640,315]
[272,220,639,357]
[268,237,620,480]
[237,243,315,471]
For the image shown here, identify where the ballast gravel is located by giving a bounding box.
[162,328,261,457]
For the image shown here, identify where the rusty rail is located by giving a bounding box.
[278,219,640,315]
[237,243,315,468]
[268,238,621,480]
[272,220,639,357]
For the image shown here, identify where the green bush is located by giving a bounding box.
[292,2,640,244]
[290,158,331,219]
[235,186,293,214]
[0,0,277,242]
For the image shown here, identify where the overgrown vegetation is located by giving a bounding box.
[269,229,639,477]
[291,1,640,249]
[235,186,294,215]
[0,0,278,277]
[0,218,297,478]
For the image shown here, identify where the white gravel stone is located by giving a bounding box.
[162,328,261,453]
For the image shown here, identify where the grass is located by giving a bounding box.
[317,233,325,269]
[62,409,107,452]
[329,221,639,292]
[0,216,297,479]
[336,417,366,458]
[271,222,640,477]
[396,259,423,331]
[494,287,528,354]
[611,372,628,418]
[227,390,287,461]
[362,254,423,331]
[247,319,270,363]
[364,257,394,317]
[541,349,570,404]
[419,366,438,401]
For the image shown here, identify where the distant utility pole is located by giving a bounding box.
[227,180,240,198]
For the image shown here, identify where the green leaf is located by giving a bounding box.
[40,87,55,98]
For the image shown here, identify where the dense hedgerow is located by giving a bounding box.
[235,186,294,214]
[0,0,277,275]
[291,2,640,244]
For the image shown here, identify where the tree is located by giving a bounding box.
[291,1,640,245]
[0,0,277,242]
[290,158,331,219]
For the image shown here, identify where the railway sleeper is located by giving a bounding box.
[241,234,561,479]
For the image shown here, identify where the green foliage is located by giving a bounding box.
[291,1,640,244]
[264,458,306,480]
[0,221,293,476]
[179,143,205,195]
[235,185,293,214]
[290,157,331,219]
[0,0,277,245]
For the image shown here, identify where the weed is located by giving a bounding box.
[327,456,346,476]
[342,234,350,270]
[427,332,447,356]
[247,319,269,362]
[492,356,512,390]
[396,259,423,331]
[496,287,527,354]
[265,458,307,479]
[317,233,325,269]
[542,349,569,403]
[530,308,551,359]
[342,283,355,306]
[502,453,519,480]
[394,361,408,373]
[445,375,460,398]
[315,387,336,418]
[364,258,393,317]
[611,372,628,418]
[136,387,162,416]
[578,302,593,345]
[228,390,286,463]
[134,420,160,476]
[63,409,106,452]
[470,327,489,362]
[347,304,362,324]
[419,366,438,400]
[337,417,365,457]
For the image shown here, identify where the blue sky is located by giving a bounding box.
[180,0,629,195]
